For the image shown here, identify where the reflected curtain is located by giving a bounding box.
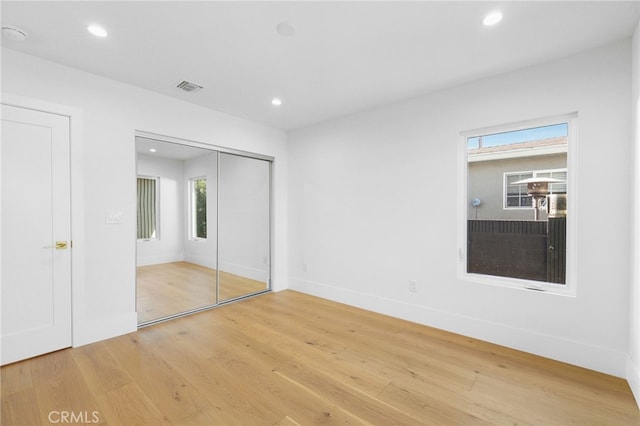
[137,177,157,239]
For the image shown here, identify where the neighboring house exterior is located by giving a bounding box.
[467,137,567,220]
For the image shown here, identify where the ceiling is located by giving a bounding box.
[1,1,638,131]
[136,136,216,161]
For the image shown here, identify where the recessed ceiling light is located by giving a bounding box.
[271,98,282,106]
[276,22,295,37]
[87,24,108,38]
[2,26,28,42]
[149,148,157,153]
[483,11,503,27]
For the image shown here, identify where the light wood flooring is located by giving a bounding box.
[2,290,639,425]
[137,261,267,323]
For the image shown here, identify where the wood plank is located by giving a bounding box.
[1,388,42,426]
[274,358,423,425]
[28,349,103,425]
[71,341,132,396]
[94,382,170,426]
[1,290,638,425]
[468,372,638,425]
[136,261,266,323]
[245,321,392,396]
[212,348,363,424]
[0,361,33,395]
[104,332,211,424]
[275,415,304,426]
[377,381,494,425]
[151,323,289,425]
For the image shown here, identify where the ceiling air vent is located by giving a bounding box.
[177,80,204,93]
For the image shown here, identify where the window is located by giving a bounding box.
[137,176,158,239]
[189,177,207,239]
[505,172,533,208]
[462,116,575,293]
[505,169,567,209]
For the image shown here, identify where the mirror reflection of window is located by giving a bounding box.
[466,121,569,284]
[137,176,158,240]
[189,177,207,240]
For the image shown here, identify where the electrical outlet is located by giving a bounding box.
[302,263,308,273]
[409,280,417,293]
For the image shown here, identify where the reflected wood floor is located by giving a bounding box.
[137,261,267,323]
[2,290,639,425]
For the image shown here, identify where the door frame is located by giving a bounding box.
[1,93,84,348]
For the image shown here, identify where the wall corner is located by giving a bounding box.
[628,18,640,410]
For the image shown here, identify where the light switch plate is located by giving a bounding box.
[106,210,123,224]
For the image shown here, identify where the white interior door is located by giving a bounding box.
[1,104,72,365]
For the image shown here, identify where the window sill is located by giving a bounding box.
[460,272,576,297]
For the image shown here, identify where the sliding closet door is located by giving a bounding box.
[136,138,218,324]
[218,153,271,302]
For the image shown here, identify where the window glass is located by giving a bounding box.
[504,169,566,209]
[466,122,569,285]
[505,172,533,208]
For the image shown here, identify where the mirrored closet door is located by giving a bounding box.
[218,153,271,302]
[135,135,271,325]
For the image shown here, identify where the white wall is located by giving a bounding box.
[1,48,288,347]
[136,154,185,266]
[289,40,633,377]
[183,152,218,269]
[629,20,640,408]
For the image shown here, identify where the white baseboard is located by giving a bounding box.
[184,254,215,269]
[219,260,268,282]
[73,312,138,347]
[290,277,628,378]
[628,355,640,409]
[136,254,183,267]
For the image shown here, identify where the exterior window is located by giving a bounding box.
[464,117,575,291]
[505,172,533,208]
[189,177,207,239]
[505,169,567,209]
[137,176,158,239]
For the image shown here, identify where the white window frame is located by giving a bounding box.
[458,113,578,296]
[503,168,567,210]
[137,175,160,241]
[188,176,207,241]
